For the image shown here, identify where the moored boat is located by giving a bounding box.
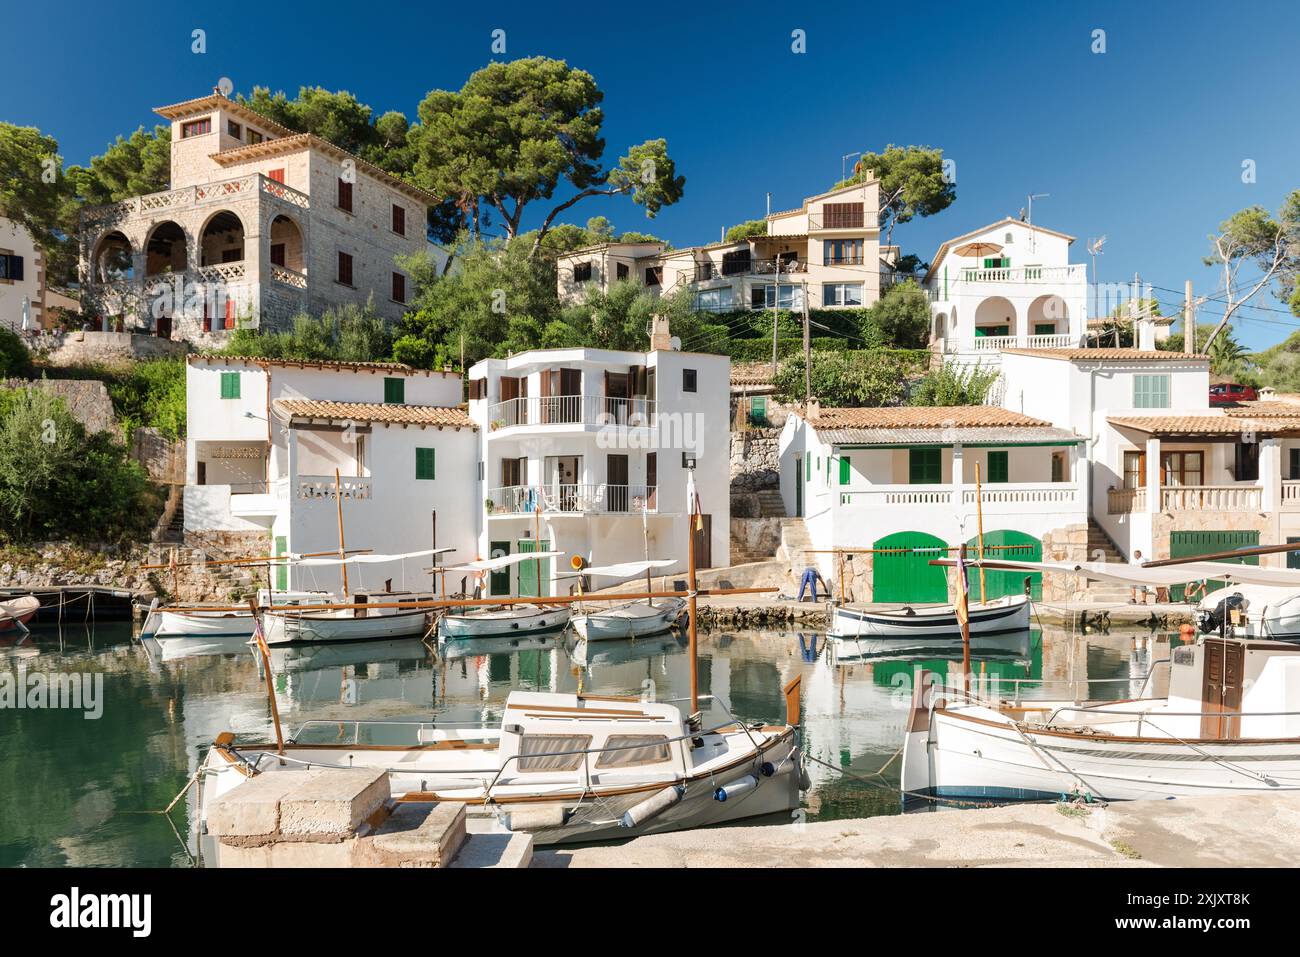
[435,550,569,639]
[0,595,40,633]
[572,595,686,640]
[901,635,1300,803]
[828,593,1030,640]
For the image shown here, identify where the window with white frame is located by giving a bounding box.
[695,286,734,312]
[760,284,804,310]
[822,282,863,306]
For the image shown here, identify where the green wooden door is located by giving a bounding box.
[872,531,950,603]
[517,539,550,597]
[966,529,1041,600]
[275,535,288,591]
[489,541,511,595]
[1169,530,1259,600]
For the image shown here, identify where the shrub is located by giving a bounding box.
[0,327,31,378]
[909,363,1001,406]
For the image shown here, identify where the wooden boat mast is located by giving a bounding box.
[335,468,349,597]
[975,463,987,604]
[687,466,700,715]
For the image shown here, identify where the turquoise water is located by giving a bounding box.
[0,620,1172,866]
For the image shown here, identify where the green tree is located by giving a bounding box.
[67,125,171,205]
[412,58,684,255]
[105,358,187,441]
[862,280,931,348]
[774,351,908,407]
[908,363,1001,406]
[0,387,158,543]
[840,145,956,246]
[0,328,31,378]
[0,123,78,285]
[1201,190,1300,351]
[223,301,394,364]
[724,219,767,243]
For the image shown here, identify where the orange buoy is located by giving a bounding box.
[1179,623,1195,637]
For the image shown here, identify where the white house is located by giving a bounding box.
[466,319,730,597]
[556,180,890,313]
[778,401,1087,603]
[1,216,77,332]
[1000,345,1300,568]
[924,217,1089,363]
[183,355,477,593]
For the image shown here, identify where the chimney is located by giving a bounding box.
[1137,317,1156,351]
[806,397,821,420]
[648,314,672,351]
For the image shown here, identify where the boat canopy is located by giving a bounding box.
[579,559,677,579]
[935,557,1300,588]
[294,547,456,567]
[440,551,566,574]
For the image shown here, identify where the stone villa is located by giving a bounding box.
[78,91,440,341]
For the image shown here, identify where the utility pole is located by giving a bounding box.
[1184,280,1195,355]
[802,280,811,402]
[770,257,782,374]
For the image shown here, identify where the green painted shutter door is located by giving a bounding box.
[384,377,405,404]
[416,448,435,480]
[839,455,851,485]
[489,541,511,594]
[967,530,1041,600]
[987,451,1009,483]
[805,455,811,482]
[220,372,240,399]
[871,531,950,603]
[517,540,550,597]
[275,535,288,591]
[909,448,940,484]
[1169,530,1259,600]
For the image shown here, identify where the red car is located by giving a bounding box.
[1209,383,1258,405]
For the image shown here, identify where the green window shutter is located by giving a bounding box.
[987,451,1009,483]
[839,455,851,486]
[1134,374,1170,409]
[909,448,941,484]
[805,455,811,482]
[384,377,405,404]
[220,372,240,399]
[416,447,435,480]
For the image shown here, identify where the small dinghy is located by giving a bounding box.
[828,593,1030,639]
[0,595,40,633]
[436,551,569,639]
[570,560,684,641]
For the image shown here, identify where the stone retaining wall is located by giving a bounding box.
[730,428,780,492]
[30,330,188,369]
[0,377,118,435]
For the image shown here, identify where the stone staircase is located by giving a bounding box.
[753,488,786,518]
[1082,520,1135,602]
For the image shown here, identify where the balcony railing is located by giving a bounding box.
[82,173,311,227]
[297,474,372,500]
[840,483,1079,510]
[957,264,1087,284]
[959,333,1080,354]
[1109,484,1263,513]
[1283,480,1300,509]
[487,394,656,431]
[270,264,308,289]
[487,484,657,515]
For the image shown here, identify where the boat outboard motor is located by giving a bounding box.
[1197,592,1247,636]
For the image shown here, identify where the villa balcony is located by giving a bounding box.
[486,484,658,517]
[957,264,1087,284]
[1107,485,1266,514]
[839,483,1082,514]
[957,333,1080,353]
[82,173,310,229]
[487,394,656,432]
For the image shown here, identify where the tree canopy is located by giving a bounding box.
[839,145,955,246]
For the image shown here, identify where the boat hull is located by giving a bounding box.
[829,595,1030,640]
[152,610,254,640]
[437,604,571,639]
[902,705,1300,802]
[262,609,431,645]
[572,598,686,641]
[0,596,40,632]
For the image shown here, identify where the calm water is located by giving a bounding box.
[0,619,1175,867]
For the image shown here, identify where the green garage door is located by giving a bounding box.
[872,531,950,603]
[966,530,1042,601]
[1169,530,1259,600]
[517,539,551,597]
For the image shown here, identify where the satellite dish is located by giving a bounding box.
[670,336,681,351]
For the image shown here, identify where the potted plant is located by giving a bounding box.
[484,497,495,514]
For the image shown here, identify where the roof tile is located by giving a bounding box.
[273,398,475,429]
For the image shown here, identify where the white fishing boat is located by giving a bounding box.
[828,593,1030,640]
[436,551,570,639]
[569,559,685,640]
[260,590,436,645]
[830,629,1031,662]
[0,595,40,633]
[146,591,331,641]
[902,635,1300,802]
[199,685,804,849]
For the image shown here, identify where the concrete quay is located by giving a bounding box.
[535,791,1300,868]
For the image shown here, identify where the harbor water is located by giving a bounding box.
[0,619,1177,866]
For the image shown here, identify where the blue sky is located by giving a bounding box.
[4,0,1298,348]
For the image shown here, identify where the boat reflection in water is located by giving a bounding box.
[436,630,566,662]
[570,631,687,669]
[828,629,1034,664]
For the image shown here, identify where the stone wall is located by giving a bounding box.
[132,426,186,483]
[1040,523,1092,602]
[730,428,780,491]
[31,330,188,370]
[729,518,782,561]
[0,377,118,435]
[1151,512,1270,562]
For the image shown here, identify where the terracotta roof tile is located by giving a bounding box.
[1108,414,1300,435]
[1002,348,1208,362]
[188,354,458,376]
[730,362,776,387]
[807,405,1051,429]
[273,398,475,429]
